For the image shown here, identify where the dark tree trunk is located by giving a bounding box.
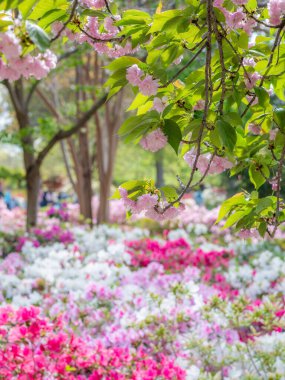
[97,170,112,224]
[155,151,164,188]
[26,164,40,229]
[95,103,119,225]
[78,129,93,223]
[12,80,41,230]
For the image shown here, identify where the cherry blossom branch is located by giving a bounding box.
[243,6,284,29]
[217,22,251,83]
[77,24,124,43]
[212,11,226,115]
[103,0,122,32]
[272,143,285,236]
[241,20,285,118]
[35,93,107,166]
[159,0,213,212]
[50,0,78,42]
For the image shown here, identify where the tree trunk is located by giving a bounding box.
[155,151,164,188]
[97,168,113,224]
[96,108,118,224]
[26,164,40,229]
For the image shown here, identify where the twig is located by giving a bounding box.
[272,142,285,236]
[78,24,123,43]
[245,343,265,379]
[51,0,78,42]
[161,43,206,88]
[212,11,226,114]
[243,6,284,29]
[160,0,213,211]
[241,20,285,117]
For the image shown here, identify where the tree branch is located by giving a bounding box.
[35,93,107,166]
[51,0,78,42]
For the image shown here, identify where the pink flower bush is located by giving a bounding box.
[139,128,168,152]
[126,238,233,274]
[0,305,186,380]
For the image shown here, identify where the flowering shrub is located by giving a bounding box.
[126,237,233,273]
[0,306,185,380]
[1,218,285,378]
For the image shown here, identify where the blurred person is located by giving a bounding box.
[194,184,204,206]
[4,188,12,210]
[0,182,3,198]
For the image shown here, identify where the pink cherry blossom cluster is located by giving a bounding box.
[184,149,233,175]
[126,64,159,96]
[153,96,168,113]
[0,305,186,380]
[139,128,168,152]
[214,1,256,35]
[119,187,184,221]
[53,17,137,58]
[268,0,285,25]
[248,123,261,135]
[244,71,261,90]
[80,0,106,8]
[0,32,57,81]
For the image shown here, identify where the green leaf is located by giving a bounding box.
[163,119,182,154]
[273,108,285,129]
[161,186,178,202]
[254,87,270,108]
[118,111,160,140]
[18,0,39,19]
[249,164,269,189]
[26,21,50,51]
[258,221,267,237]
[216,192,246,223]
[223,209,251,229]
[106,56,142,71]
[216,119,237,152]
[238,31,249,49]
[81,9,106,19]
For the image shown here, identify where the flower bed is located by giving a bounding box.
[1,217,285,378]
